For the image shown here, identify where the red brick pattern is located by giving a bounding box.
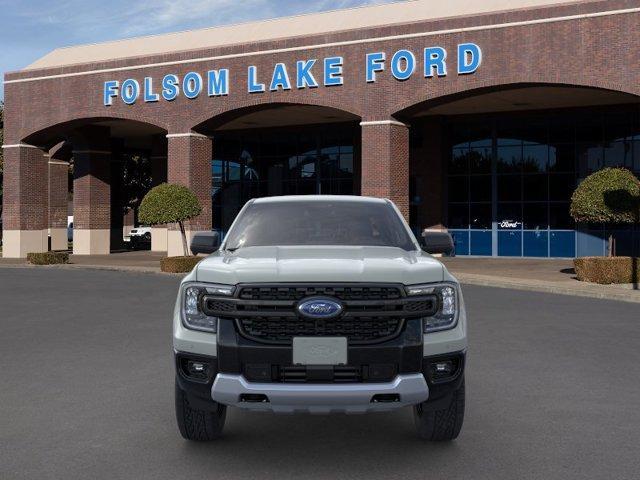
[150,134,168,187]
[2,146,48,230]
[73,151,111,230]
[5,1,640,147]
[361,123,410,219]
[48,161,69,229]
[167,135,213,231]
[3,1,640,236]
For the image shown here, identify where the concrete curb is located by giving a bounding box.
[0,263,185,276]
[455,272,640,304]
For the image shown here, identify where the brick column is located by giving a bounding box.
[72,127,112,255]
[1,143,49,258]
[360,120,410,220]
[166,133,212,257]
[150,134,168,252]
[48,148,70,251]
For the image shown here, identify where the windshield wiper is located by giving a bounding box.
[225,245,242,253]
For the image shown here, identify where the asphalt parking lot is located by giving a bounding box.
[1,268,638,480]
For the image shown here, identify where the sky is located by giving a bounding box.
[0,0,401,100]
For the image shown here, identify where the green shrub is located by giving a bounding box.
[27,252,69,265]
[570,168,640,224]
[160,256,202,273]
[574,256,640,284]
[139,183,202,225]
[139,183,203,257]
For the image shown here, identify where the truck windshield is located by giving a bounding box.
[224,200,416,251]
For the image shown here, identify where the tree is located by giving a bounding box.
[138,183,202,256]
[570,168,640,256]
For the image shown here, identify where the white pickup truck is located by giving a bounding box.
[173,196,467,441]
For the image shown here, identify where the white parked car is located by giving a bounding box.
[173,196,467,441]
[129,226,152,239]
[125,226,152,247]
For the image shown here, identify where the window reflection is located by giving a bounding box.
[446,105,640,257]
[211,125,357,232]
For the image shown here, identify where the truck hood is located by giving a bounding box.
[195,246,444,285]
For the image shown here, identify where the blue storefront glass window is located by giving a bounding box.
[523,231,548,257]
[498,231,522,256]
[450,230,470,256]
[551,231,576,258]
[470,230,492,255]
[442,105,640,258]
[576,229,605,257]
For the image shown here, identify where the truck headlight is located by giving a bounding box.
[180,283,234,332]
[406,283,459,333]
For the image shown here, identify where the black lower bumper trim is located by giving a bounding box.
[216,317,424,383]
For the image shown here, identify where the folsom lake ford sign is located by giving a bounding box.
[103,43,482,106]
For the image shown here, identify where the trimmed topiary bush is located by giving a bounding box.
[570,168,640,256]
[27,252,69,265]
[574,256,639,284]
[160,256,202,273]
[139,183,202,257]
[571,168,640,224]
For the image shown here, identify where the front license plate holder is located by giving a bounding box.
[292,337,348,365]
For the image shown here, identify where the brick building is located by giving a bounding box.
[2,0,640,258]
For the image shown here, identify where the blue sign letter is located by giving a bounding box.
[366,52,385,83]
[324,57,343,86]
[103,80,119,106]
[390,50,416,81]
[424,47,447,77]
[296,60,318,89]
[144,77,159,102]
[121,79,139,105]
[458,43,482,75]
[248,66,265,93]
[162,74,179,101]
[183,72,203,99]
[207,69,229,96]
[270,63,292,91]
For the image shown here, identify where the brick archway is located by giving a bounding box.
[3,118,167,257]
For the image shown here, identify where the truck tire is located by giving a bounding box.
[413,378,465,441]
[175,380,226,441]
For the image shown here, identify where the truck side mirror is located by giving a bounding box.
[420,231,455,256]
[190,231,221,255]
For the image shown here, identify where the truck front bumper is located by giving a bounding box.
[211,373,429,414]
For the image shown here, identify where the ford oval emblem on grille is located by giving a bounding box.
[297,297,343,319]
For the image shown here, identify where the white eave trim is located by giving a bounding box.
[166,133,212,139]
[1,143,42,149]
[4,7,640,85]
[360,120,408,127]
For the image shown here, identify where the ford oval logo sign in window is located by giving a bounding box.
[297,298,343,319]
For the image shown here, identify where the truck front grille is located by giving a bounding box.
[202,283,437,345]
[238,285,403,301]
[238,316,403,344]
